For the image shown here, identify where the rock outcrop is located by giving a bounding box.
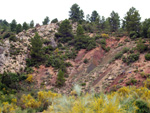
[0,23,60,74]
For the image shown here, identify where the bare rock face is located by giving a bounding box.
[50,37,57,48]
[72,22,78,33]
[0,46,5,68]
[0,41,10,73]
[0,46,4,54]
[0,47,4,66]
[0,23,60,74]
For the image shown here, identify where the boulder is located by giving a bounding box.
[0,46,4,54]
[50,37,57,48]
[108,76,113,80]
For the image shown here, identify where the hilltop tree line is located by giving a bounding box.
[69,4,150,39]
[0,17,58,35]
[0,3,150,38]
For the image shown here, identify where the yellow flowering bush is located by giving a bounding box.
[144,79,150,89]
[38,91,58,102]
[11,98,17,103]
[26,74,33,83]
[43,86,150,113]
[2,102,18,113]
[1,85,150,113]
[20,94,41,109]
[0,107,2,113]
[101,33,109,38]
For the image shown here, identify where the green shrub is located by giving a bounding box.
[57,43,63,48]
[87,43,96,51]
[66,50,77,59]
[43,45,54,54]
[99,39,111,52]
[81,83,86,86]
[73,36,96,51]
[136,100,150,113]
[83,59,88,63]
[43,39,51,45]
[122,53,140,65]
[122,47,129,53]
[124,39,130,42]
[99,39,106,45]
[64,62,72,67]
[114,48,129,60]
[115,52,123,59]
[3,32,13,39]
[118,43,123,47]
[0,72,27,93]
[9,35,17,42]
[126,78,137,85]
[95,35,102,40]
[129,48,135,53]
[101,44,110,52]
[136,39,147,53]
[145,53,150,61]
[129,31,138,39]
[24,67,34,74]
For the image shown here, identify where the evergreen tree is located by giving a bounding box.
[0,19,9,32]
[104,18,111,32]
[109,11,120,32]
[69,3,84,22]
[141,18,150,38]
[55,19,73,43]
[136,38,147,53]
[100,16,106,30]
[77,24,84,36]
[30,33,44,64]
[1,20,9,26]
[121,19,126,30]
[51,18,58,23]
[56,70,65,87]
[124,7,141,33]
[23,22,29,30]
[30,20,34,28]
[10,19,17,32]
[42,16,50,25]
[16,24,22,34]
[90,10,99,22]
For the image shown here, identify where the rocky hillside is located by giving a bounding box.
[0,22,77,73]
[0,22,150,95]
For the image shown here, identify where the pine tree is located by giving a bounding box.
[124,7,141,33]
[10,19,17,32]
[16,24,22,34]
[42,16,50,25]
[51,18,58,23]
[69,3,84,22]
[30,33,44,64]
[77,24,84,36]
[56,70,65,87]
[23,22,29,30]
[109,11,120,32]
[55,19,73,43]
[90,10,99,22]
[141,18,150,38]
[100,16,106,30]
[30,20,34,28]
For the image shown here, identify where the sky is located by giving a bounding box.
[0,0,149,24]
